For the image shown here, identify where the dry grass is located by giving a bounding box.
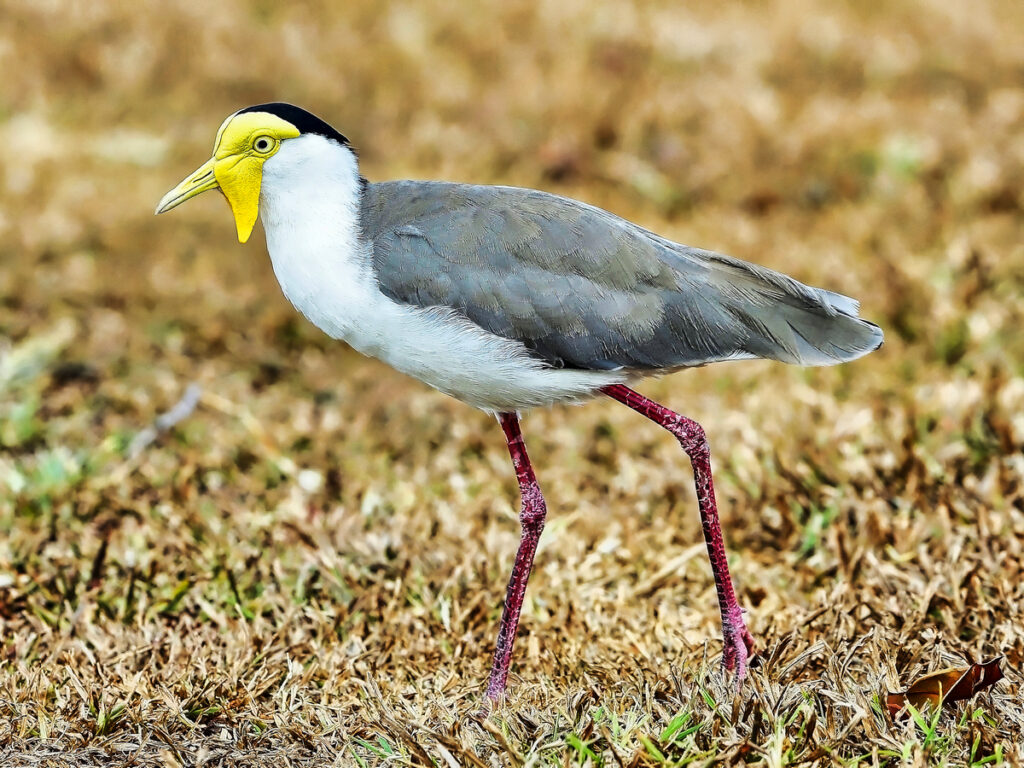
[2,0,1023,764]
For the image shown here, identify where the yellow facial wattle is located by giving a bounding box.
[155,111,300,243]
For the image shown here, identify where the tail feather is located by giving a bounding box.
[701,251,884,367]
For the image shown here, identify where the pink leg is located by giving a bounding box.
[601,384,753,679]
[484,412,548,702]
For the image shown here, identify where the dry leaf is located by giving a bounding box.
[886,657,1004,717]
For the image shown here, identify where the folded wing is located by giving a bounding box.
[362,181,883,371]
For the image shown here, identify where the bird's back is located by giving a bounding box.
[362,180,883,372]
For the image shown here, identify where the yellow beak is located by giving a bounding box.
[155,157,219,216]
[155,155,262,243]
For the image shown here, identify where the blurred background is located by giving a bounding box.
[1,0,1022,762]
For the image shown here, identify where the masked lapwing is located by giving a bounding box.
[157,103,883,701]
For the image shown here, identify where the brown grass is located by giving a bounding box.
[1,0,1023,764]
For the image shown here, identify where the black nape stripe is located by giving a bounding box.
[238,102,350,146]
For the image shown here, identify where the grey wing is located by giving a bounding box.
[361,181,883,371]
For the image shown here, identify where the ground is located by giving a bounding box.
[1,0,1023,765]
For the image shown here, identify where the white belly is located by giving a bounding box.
[271,251,624,411]
[365,305,626,412]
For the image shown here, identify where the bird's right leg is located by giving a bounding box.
[483,412,548,702]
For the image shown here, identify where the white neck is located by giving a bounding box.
[259,134,374,341]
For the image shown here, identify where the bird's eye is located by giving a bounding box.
[253,136,274,153]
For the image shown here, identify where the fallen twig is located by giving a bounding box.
[102,383,204,487]
[127,383,203,459]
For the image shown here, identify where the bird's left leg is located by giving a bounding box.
[601,384,753,680]
[484,412,548,702]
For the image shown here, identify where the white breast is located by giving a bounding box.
[259,136,624,412]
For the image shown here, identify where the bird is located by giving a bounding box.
[156,102,883,702]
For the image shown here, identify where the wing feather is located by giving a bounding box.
[361,181,883,371]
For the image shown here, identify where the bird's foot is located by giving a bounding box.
[476,670,508,718]
[722,632,751,683]
[476,697,498,719]
[721,611,755,684]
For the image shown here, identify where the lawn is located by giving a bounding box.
[1,0,1022,765]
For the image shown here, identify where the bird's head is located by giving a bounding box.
[155,103,351,243]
